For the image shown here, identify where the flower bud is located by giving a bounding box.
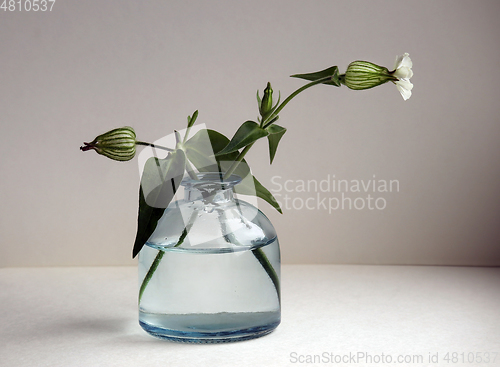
[259,82,274,119]
[80,127,136,161]
[342,61,395,90]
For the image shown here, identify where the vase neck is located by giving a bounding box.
[181,172,241,204]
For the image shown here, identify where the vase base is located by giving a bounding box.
[139,311,280,343]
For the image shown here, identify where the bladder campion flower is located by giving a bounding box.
[80,126,137,161]
[342,53,413,100]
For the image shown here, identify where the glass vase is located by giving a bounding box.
[138,173,281,343]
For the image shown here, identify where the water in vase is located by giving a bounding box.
[138,237,280,343]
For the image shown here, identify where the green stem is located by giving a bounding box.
[185,159,199,180]
[223,143,254,180]
[138,250,164,303]
[138,211,197,304]
[138,130,197,303]
[219,78,332,299]
[183,127,192,145]
[136,141,174,152]
[262,76,331,129]
[252,247,280,303]
[223,76,332,179]
[218,203,281,303]
[139,78,329,304]
[183,110,199,144]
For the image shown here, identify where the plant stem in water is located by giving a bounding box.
[252,247,280,303]
[138,212,195,304]
[139,76,330,302]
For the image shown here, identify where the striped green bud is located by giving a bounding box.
[342,60,397,90]
[80,127,136,161]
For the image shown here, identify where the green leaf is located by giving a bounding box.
[132,188,165,258]
[185,129,248,178]
[234,171,282,214]
[216,121,269,156]
[140,149,186,208]
[132,149,186,257]
[253,176,282,214]
[291,65,341,87]
[186,128,281,213]
[184,129,231,172]
[266,124,286,164]
[222,158,280,213]
[187,110,199,128]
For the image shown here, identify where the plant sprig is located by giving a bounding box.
[80,54,414,257]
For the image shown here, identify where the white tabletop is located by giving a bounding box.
[1,265,499,367]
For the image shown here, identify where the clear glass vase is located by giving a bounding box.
[138,173,281,343]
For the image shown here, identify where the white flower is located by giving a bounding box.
[394,79,413,101]
[393,53,413,79]
[391,53,413,100]
[341,53,414,100]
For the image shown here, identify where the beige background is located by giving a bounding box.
[0,0,499,267]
